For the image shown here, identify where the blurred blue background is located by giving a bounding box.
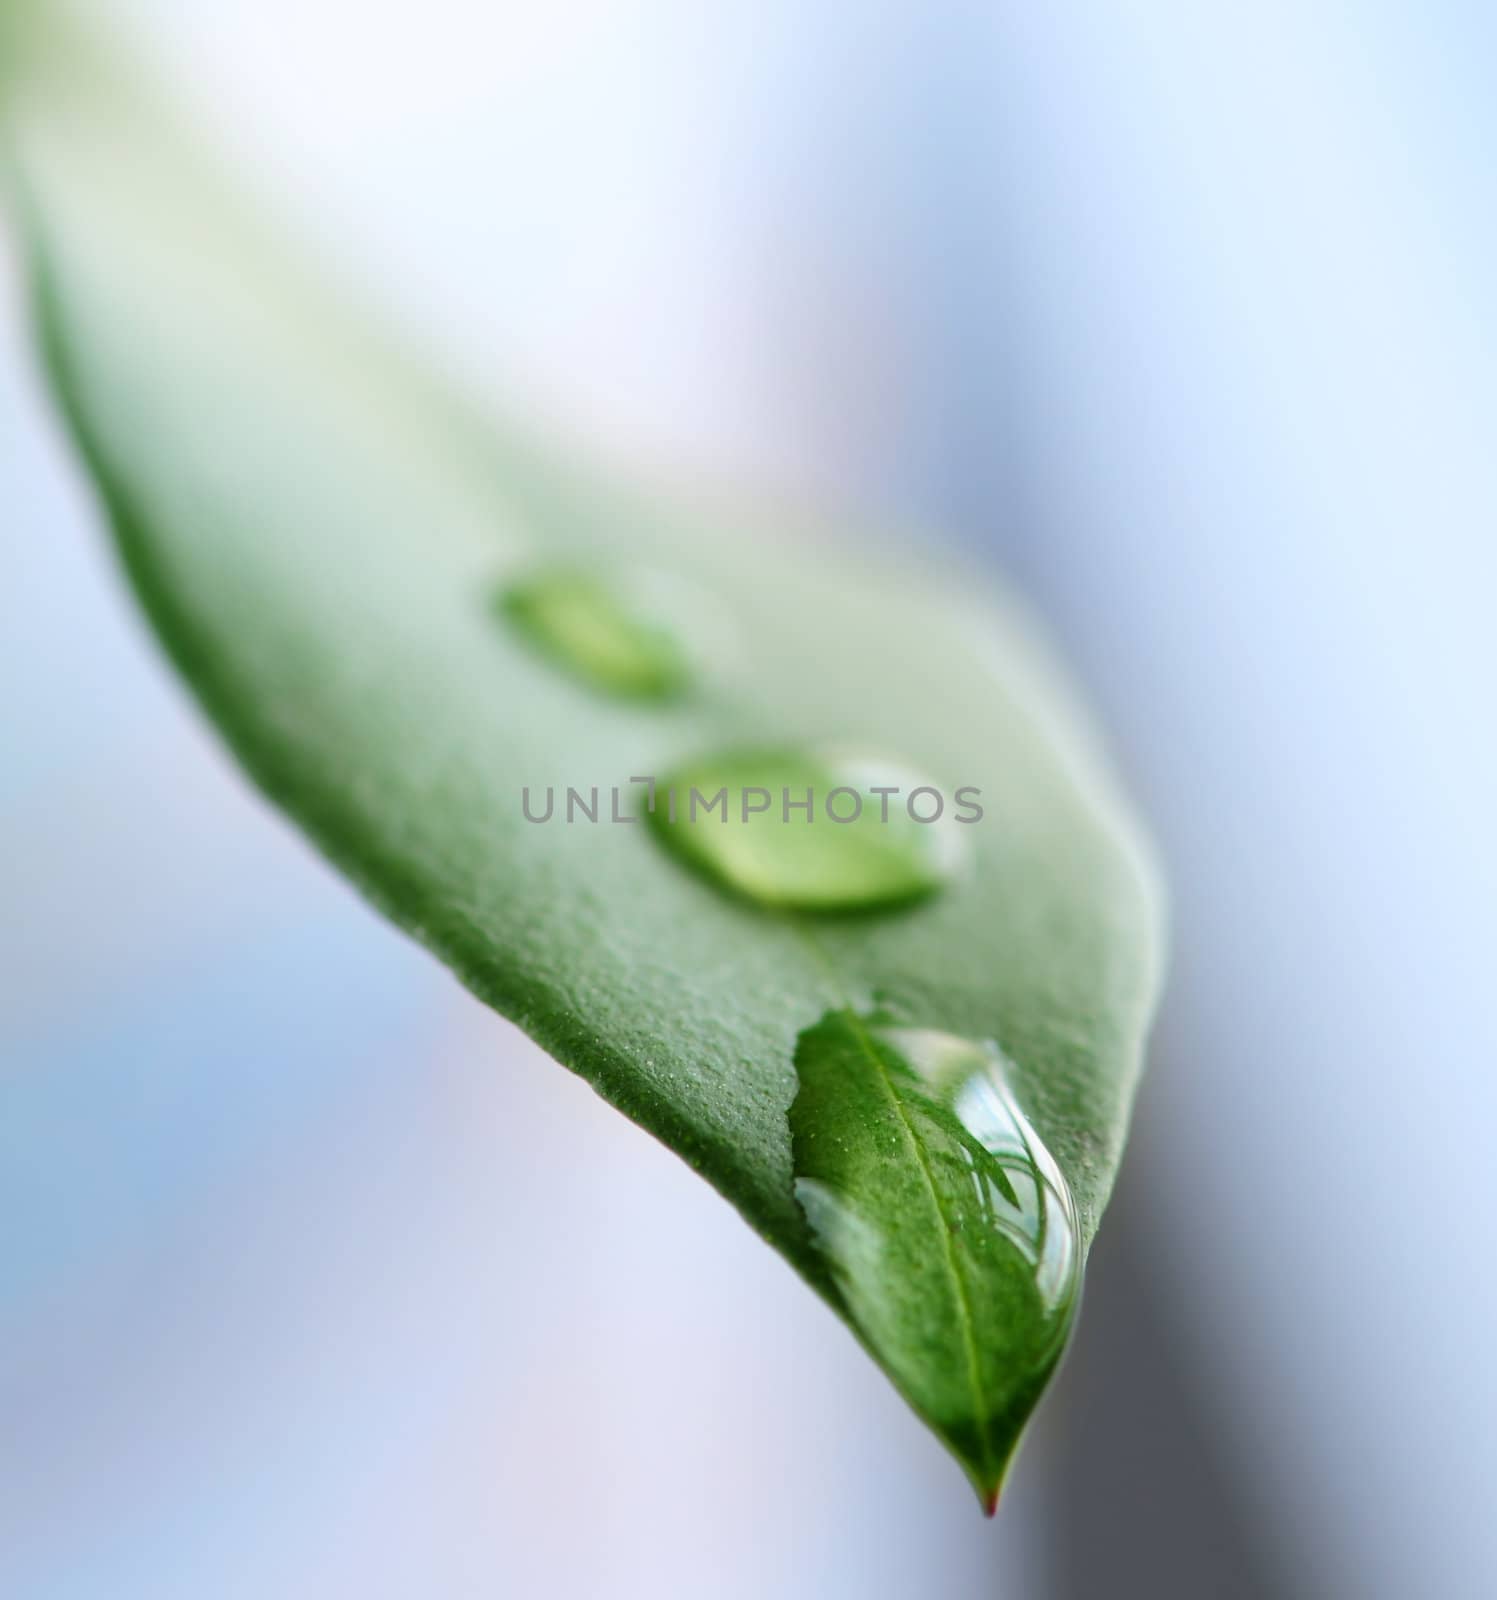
[3,3,1495,1594]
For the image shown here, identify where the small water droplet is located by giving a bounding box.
[791,1010,1080,1506]
[496,566,690,700]
[647,749,962,911]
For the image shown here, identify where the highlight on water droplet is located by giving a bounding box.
[789,1009,1081,1509]
[646,749,965,912]
[495,565,692,701]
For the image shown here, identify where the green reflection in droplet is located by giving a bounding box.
[646,749,962,912]
[497,567,690,701]
[791,1009,1081,1510]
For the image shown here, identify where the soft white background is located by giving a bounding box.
[3,2,1495,1595]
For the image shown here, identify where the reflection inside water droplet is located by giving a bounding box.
[648,749,963,911]
[496,566,691,701]
[884,1024,1079,1318]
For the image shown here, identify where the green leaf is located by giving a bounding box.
[0,8,1164,1507]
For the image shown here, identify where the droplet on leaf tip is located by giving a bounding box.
[790,1010,1081,1505]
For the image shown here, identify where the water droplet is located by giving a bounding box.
[496,566,690,700]
[647,749,961,911]
[790,1009,1081,1507]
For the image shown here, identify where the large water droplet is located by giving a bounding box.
[790,1009,1081,1508]
[647,749,962,911]
[497,566,691,700]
